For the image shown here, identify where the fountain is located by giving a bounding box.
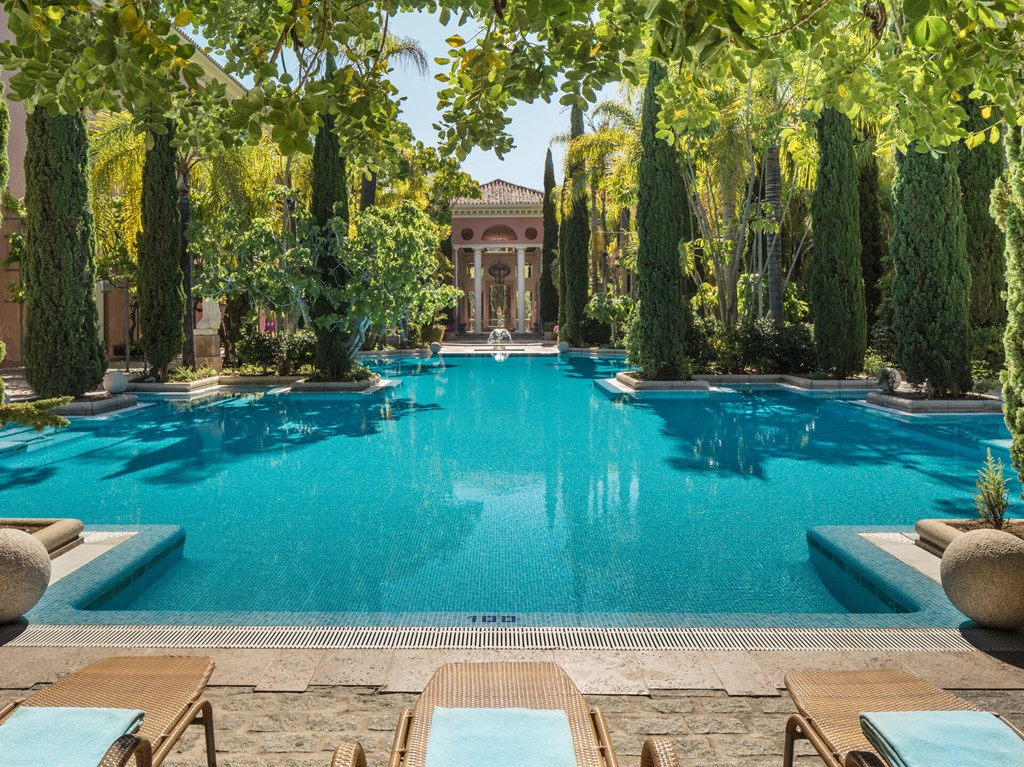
[487,328,512,346]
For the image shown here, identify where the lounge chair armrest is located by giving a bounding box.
[641,735,679,767]
[99,734,150,767]
[331,741,367,767]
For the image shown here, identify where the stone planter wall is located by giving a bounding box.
[290,376,380,392]
[915,519,966,557]
[126,376,220,393]
[868,391,1003,413]
[615,371,711,391]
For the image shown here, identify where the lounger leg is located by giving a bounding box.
[198,700,217,767]
[784,715,802,767]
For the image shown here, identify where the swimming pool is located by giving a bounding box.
[1,354,1012,626]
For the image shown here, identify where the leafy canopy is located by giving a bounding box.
[2,0,1022,158]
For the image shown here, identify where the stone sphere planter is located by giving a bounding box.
[557,341,569,353]
[103,370,129,395]
[429,341,442,355]
[940,529,1024,629]
[0,529,51,623]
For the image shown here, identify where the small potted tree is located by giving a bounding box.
[939,450,1024,629]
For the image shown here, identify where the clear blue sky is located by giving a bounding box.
[386,9,583,190]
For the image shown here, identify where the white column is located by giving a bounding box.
[453,248,460,329]
[516,246,526,334]
[473,247,483,333]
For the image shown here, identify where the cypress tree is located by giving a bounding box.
[809,108,867,377]
[634,59,687,379]
[22,109,106,397]
[995,127,1024,484]
[309,57,351,378]
[858,149,885,326]
[560,105,589,345]
[557,185,567,330]
[959,93,1006,327]
[890,146,972,396]
[136,121,185,381]
[0,96,8,192]
[539,149,559,325]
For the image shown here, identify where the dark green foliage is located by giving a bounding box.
[0,97,8,191]
[557,191,567,329]
[959,93,1006,327]
[22,109,106,397]
[539,148,559,324]
[633,59,688,379]
[858,152,885,325]
[560,105,589,345]
[0,341,70,428]
[890,146,972,396]
[236,328,317,374]
[679,314,816,374]
[809,108,867,377]
[995,127,1024,487]
[579,316,612,346]
[136,120,185,381]
[309,56,352,379]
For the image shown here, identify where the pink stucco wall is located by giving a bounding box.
[451,214,544,246]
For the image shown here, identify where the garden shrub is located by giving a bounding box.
[420,324,445,345]
[579,317,612,347]
[973,449,1010,529]
[237,329,282,372]
[777,323,817,374]
[282,329,317,372]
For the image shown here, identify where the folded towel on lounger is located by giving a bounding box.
[425,706,577,767]
[0,706,145,767]
[860,709,1024,767]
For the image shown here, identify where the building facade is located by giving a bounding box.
[0,14,245,366]
[450,180,545,334]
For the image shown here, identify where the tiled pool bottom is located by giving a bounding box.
[16,523,1008,652]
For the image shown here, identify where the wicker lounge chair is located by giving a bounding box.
[0,655,216,767]
[330,661,678,767]
[784,668,1024,767]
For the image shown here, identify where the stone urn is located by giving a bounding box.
[103,370,129,395]
[940,529,1024,629]
[557,341,569,354]
[429,341,442,355]
[0,529,51,623]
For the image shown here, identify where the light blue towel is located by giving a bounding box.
[860,710,1024,767]
[424,707,577,767]
[0,706,144,767]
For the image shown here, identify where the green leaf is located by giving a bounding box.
[908,16,953,50]
[173,10,193,26]
[445,34,465,48]
[95,39,117,65]
[904,0,931,21]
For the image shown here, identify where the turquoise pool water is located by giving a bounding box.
[0,355,1013,623]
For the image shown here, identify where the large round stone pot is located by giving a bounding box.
[940,529,1024,629]
[429,341,442,355]
[103,370,129,395]
[0,529,51,623]
[557,341,569,353]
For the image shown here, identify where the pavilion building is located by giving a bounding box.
[450,180,546,334]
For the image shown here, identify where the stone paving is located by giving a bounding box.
[2,646,1024,766]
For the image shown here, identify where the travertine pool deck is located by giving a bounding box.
[3,645,1024,766]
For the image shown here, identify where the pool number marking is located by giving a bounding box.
[467,615,517,624]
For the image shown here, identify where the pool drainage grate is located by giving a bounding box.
[2,624,1022,652]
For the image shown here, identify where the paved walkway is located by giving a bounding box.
[2,646,1024,766]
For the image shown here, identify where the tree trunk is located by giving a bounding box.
[765,143,784,325]
[178,164,196,368]
[360,171,378,211]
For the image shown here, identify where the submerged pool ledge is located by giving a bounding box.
[19,524,969,634]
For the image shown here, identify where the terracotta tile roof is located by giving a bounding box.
[452,179,545,207]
